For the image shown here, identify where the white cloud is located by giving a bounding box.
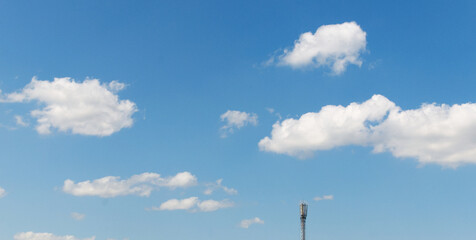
[204,179,238,195]
[0,186,6,198]
[276,21,367,74]
[239,217,264,228]
[71,212,85,221]
[63,172,197,198]
[220,110,258,137]
[197,199,234,212]
[14,232,95,240]
[260,95,476,167]
[259,95,395,158]
[314,195,334,202]
[15,115,29,127]
[1,77,137,136]
[154,197,199,211]
[162,171,198,189]
[371,102,476,167]
[150,197,234,212]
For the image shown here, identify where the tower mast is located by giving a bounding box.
[300,202,308,240]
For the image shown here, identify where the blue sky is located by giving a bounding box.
[1,0,476,239]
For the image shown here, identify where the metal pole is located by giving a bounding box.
[300,203,308,240]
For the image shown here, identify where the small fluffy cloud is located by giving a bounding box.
[71,212,85,221]
[204,179,238,195]
[14,232,95,240]
[63,172,197,198]
[260,95,476,167]
[220,110,258,137]
[239,217,264,228]
[0,186,6,198]
[150,197,234,212]
[276,21,367,74]
[1,77,137,136]
[314,195,334,202]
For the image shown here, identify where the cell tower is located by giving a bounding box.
[300,202,308,240]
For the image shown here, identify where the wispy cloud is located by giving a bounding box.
[239,217,264,228]
[14,115,28,127]
[63,172,197,198]
[0,186,6,198]
[220,110,258,137]
[197,199,234,212]
[204,179,238,195]
[71,212,86,221]
[314,195,334,202]
[266,108,282,120]
[149,197,234,212]
[14,232,95,240]
[153,197,199,211]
